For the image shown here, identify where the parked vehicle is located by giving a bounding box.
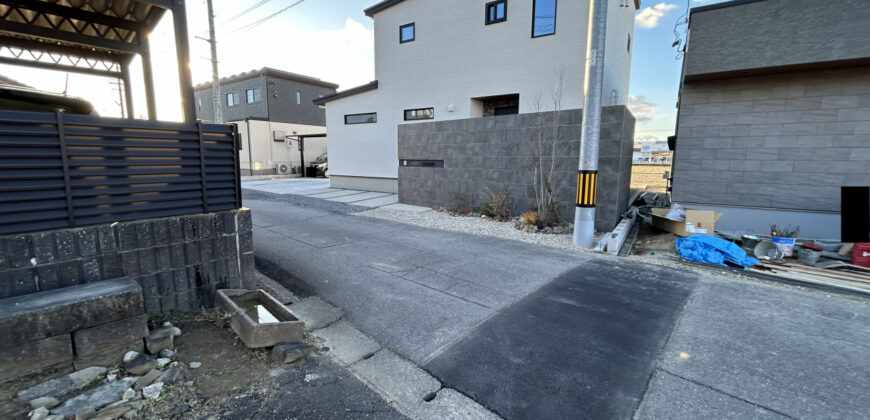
[0,84,96,115]
[310,152,328,177]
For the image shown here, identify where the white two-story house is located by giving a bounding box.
[315,0,639,193]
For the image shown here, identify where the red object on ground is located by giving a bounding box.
[802,243,823,251]
[852,243,870,268]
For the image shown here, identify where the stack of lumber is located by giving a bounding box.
[752,261,870,295]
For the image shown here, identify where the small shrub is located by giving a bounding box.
[458,206,473,215]
[520,211,537,226]
[482,186,512,221]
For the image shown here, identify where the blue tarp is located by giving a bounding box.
[676,234,759,268]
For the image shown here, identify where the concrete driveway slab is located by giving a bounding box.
[307,190,364,199]
[352,195,400,208]
[327,192,393,203]
[288,296,344,331]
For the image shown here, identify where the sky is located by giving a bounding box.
[0,0,731,141]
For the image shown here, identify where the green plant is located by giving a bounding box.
[482,186,512,221]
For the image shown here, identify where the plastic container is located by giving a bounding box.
[771,236,796,257]
[852,243,870,268]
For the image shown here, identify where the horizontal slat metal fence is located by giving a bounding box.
[0,110,242,234]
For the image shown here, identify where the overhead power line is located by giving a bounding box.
[225,0,274,23]
[232,0,306,33]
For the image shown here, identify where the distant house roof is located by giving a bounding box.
[195,67,339,91]
[0,75,29,87]
[364,0,641,17]
[690,0,766,14]
[312,81,378,106]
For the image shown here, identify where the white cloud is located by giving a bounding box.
[628,95,661,122]
[635,3,678,29]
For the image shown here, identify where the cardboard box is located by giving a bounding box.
[650,208,723,237]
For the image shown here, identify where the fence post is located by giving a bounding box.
[197,121,209,212]
[56,111,76,227]
[231,123,242,208]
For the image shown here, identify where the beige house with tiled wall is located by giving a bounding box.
[670,0,870,239]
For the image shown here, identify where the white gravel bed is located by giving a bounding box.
[357,208,603,253]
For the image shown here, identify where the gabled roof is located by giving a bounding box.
[195,67,339,91]
[364,0,641,17]
[312,81,378,106]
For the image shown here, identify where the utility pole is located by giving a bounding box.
[109,79,126,118]
[573,0,608,248]
[206,0,223,124]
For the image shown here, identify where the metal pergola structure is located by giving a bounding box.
[0,0,196,122]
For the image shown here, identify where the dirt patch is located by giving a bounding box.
[631,165,670,192]
[630,222,677,257]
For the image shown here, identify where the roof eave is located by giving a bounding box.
[312,81,379,106]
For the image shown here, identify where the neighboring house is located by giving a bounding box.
[195,68,339,176]
[315,0,639,193]
[670,0,870,239]
[633,140,671,164]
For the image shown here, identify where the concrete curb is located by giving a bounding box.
[256,272,501,419]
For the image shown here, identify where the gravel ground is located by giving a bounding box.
[357,208,604,253]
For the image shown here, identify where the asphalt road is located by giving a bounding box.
[424,259,698,419]
[245,186,870,420]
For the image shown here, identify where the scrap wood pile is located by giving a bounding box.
[752,260,870,295]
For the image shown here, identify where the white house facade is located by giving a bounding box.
[315,0,639,193]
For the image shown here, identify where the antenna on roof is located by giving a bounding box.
[63,73,69,96]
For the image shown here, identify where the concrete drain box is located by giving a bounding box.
[216,289,304,348]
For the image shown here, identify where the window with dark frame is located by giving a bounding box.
[226,92,240,107]
[345,113,377,124]
[627,34,632,53]
[246,88,261,103]
[532,0,557,38]
[486,0,507,24]
[404,108,434,121]
[400,23,415,43]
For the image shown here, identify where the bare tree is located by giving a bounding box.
[530,68,566,225]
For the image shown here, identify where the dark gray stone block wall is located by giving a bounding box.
[672,66,870,212]
[397,106,635,231]
[0,209,255,315]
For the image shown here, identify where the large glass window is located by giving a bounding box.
[532,0,557,37]
[246,88,261,103]
[345,113,377,124]
[400,23,415,43]
[404,108,434,121]
[226,92,240,107]
[486,0,507,25]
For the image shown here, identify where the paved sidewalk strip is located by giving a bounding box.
[353,194,400,208]
[307,189,367,199]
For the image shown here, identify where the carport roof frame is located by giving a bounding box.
[0,0,171,76]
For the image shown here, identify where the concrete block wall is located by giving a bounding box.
[398,106,635,231]
[672,66,870,212]
[0,209,255,315]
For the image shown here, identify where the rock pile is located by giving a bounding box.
[513,218,574,235]
[17,322,199,420]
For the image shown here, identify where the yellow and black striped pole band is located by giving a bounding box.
[576,170,598,208]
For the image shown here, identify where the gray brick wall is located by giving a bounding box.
[672,66,870,212]
[398,107,635,231]
[686,0,870,77]
[0,209,255,315]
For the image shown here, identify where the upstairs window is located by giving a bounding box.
[532,0,557,38]
[246,88,261,103]
[226,92,240,107]
[486,0,507,25]
[296,91,302,105]
[400,23,415,43]
[345,113,377,124]
[404,108,434,121]
[627,34,632,53]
